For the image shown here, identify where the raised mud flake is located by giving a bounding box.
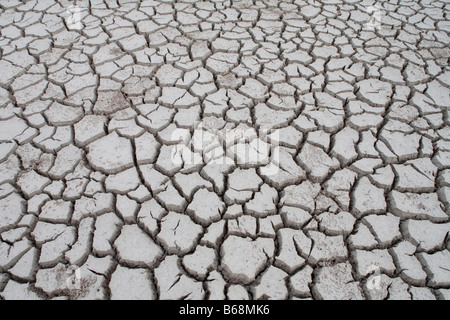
[109,265,156,300]
[48,145,83,180]
[137,105,175,133]
[224,168,262,204]
[155,145,183,177]
[92,212,123,256]
[65,71,96,97]
[391,241,427,285]
[270,126,303,149]
[17,170,51,198]
[348,113,384,132]
[93,43,125,66]
[312,45,338,59]
[31,221,76,268]
[352,249,396,279]
[201,158,235,194]
[26,194,50,217]
[408,287,437,300]
[206,270,227,300]
[157,212,203,256]
[158,87,199,108]
[155,255,205,300]
[350,158,383,175]
[186,188,225,227]
[39,199,72,223]
[114,224,163,268]
[155,64,183,87]
[218,73,243,90]
[200,220,226,249]
[13,79,48,106]
[174,106,201,128]
[0,60,23,87]
[93,91,130,115]
[238,78,269,103]
[283,49,313,65]
[290,265,314,297]
[160,124,190,151]
[426,80,450,108]
[296,143,340,182]
[0,280,42,300]
[220,235,275,285]
[0,193,25,232]
[306,130,330,150]
[245,184,278,218]
[227,285,250,300]
[404,220,450,251]
[0,142,17,164]
[227,214,256,236]
[252,266,289,300]
[323,168,358,211]
[118,34,147,52]
[35,263,106,300]
[65,217,94,266]
[155,183,187,213]
[312,262,364,300]
[105,167,141,194]
[139,164,170,195]
[393,160,437,193]
[389,191,448,222]
[362,213,401,246]
[348,223,378,250]
[86,132,134,175]
[182,245,217,280]
[317,211,356,236]
[72,193,115,223]
[0,183,15,201]
[275,228,310,274]
[371,165,395,189]
[7,246,39,281]
[280,181,321,213]
[1,227,27,244]
[74,115,107,147]
[0,238,32,271]
[307,231,348,265]
[136,198,166,237]
[254,103,295,129]
[378,130,421,162]
[330,127,359,166]
[260,148,307,189]
[83,255,114,279]
[352,176,387,218]
[116,195,139,224]
[303,108,344,133]
[228,138,271,167]
[364,274,411,300]
[191,40,211,60]
[135,132,161,165]
[418,250,450,287]
[356,79,393,107]
[44,102,84,126]
[206,52,239,74]
[266,87,297,111]
[173,172,213,199]
[280,206,312,229]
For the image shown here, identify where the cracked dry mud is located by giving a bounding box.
[0,0,449,301]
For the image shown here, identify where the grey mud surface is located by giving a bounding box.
[0,0,449,300]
